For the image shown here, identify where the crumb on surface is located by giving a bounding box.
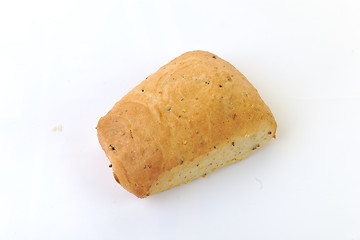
[52,124,62,132]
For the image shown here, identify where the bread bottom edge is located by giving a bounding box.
[148,131,274,197]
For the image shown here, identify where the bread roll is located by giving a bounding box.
[97,51,277,198]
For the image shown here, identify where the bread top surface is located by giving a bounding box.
[97,50,277,198]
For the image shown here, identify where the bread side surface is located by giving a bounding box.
[149,130,275,195]
[96,50,277,198]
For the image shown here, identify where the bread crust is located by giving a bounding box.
[97,51,276,198]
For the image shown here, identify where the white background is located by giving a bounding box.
[1,0,360,239]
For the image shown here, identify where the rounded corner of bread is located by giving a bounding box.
[97,50,277,198]
[111,166,153,199]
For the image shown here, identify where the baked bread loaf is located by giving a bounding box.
[97,50,277,198]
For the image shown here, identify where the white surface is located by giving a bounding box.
[1,0,360,239]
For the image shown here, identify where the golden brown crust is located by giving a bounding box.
[96,51,277,198]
